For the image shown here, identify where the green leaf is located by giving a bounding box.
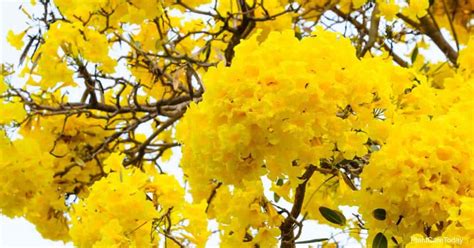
[276,178,284,186]
[411,46,419,64]
[74,158,86,167]
[273,192,281,203]
[429,0,435,6]
[373,208,386,220]
[373,232,388,248]
[391,236,399,245]
[295,32,303,40]
[295,238,329,244]
[155,39,162,50]
[318,207,346,226]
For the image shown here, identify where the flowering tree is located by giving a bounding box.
[1,0,473,247]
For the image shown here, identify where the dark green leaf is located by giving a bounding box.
[276,178,284,186]
[373,232,388,248]
[203,43,211,60]
[429,0,435,6]
[273,192,281,203]
[295,32,303,40]
[396,215,403,225]
[318,207,346,226]
[295,238,329,244]
[391,236,399,245]
[373,208,386,220]
[155,39,162,50]
[411,46,419,64]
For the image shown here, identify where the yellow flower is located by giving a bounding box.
[459,36,474,76]
[7,30,26,50]
[0,102,26,124]
[353,0,367,9]
[0,75,7,95]
[69,168,159,247]
[6,30,25,50]
[103,153,125,173]
[378,0,400,21]
[403,0,429,19]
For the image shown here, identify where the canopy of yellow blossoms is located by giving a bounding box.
[0,0,473,247]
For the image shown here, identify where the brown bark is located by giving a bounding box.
[279,165,317,248]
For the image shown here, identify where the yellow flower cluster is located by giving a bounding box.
[6,30,26,50]
[69,167,159,247]
[0,72,6,95]
[54,0,212,36]
[0,115,111,241]
[177,28,414,199]
[443,197,474,244]
[55,0,165,28]
[208,180,282,247]
[0,101,26,125]
[301,172,353,226]
[177,28,474,246]
[355,40,474,245]
[295,0,428,20]
[70,161,210,247]
[357,114,473,243]
[14,0,221,92]
[29,21,116,89]
[217,0,293,40]
[431,0,474,42]
[2,1,473,246]
[375,0,474,43]
[0,131,70,240]
[402,0,430,19]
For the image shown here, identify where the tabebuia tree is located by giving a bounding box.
[1,0,472,247]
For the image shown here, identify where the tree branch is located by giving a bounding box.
[279,165,317,248]
[418,15,458,65]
